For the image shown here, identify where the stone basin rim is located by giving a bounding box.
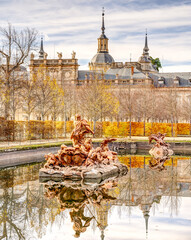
[39,163,128,181]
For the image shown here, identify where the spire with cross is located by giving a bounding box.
[101,7,105,35]
[143,29,149,55]
[98,7,109,53]
[39,35,44,59]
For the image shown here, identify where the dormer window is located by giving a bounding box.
[174,76,180,86]
[158,76,165,86]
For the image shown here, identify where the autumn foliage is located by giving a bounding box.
[0,119,190,141]
[103,121,179,137]
[118,155,177,168]
[177,123,190,135]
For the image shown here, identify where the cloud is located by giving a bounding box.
[0,0,190,71]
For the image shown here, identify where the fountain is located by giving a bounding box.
[39,115,128,182]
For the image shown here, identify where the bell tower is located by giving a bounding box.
[138,30,157,73]
[97,7,109,53]
[89,7,114,72]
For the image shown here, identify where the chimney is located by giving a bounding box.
[131,66,134,76]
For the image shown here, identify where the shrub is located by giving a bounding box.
[177,123,190,135]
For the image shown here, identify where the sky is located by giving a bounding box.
[0,0,191,72]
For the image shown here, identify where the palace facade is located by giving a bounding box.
[29,10,191,89]
[23,10,191,122]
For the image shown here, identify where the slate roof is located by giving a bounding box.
[149,72,191,87]
[78,68,191,88]
[90,53,114,64]
[78,70,92,80]
[78,67,146,81]
[106,67,146,80]
[99,33,108,39]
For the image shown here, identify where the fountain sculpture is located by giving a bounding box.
[39,115,128,181]
[148,133,174,171]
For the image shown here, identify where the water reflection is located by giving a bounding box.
[0,156,191,239]
[148,156,170,171]
[44,180,117,238]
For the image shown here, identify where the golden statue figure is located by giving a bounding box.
[71,115,94,146]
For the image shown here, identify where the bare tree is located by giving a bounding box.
[134,88,154,135]
[0,23,38,119]
[78,80,118,133]
[49,78,65,121]
[33,67,53,121]
[116,85,138,138]
[164,88,181,136]
[19,76,38,121]
[0,75,4,116]
[179,94,191,134]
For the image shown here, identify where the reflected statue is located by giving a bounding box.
[149,132,173,160]
[70,206,93,238]
[149,132,173,172]
[149,156,169,171]
[44,179,117,238]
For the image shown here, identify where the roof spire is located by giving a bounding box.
[144,212,149,237]
[100,7,107,39]
[101,229,105,240]
[39,36,44,59]
[143,29,149,55]
[101,7,105,35]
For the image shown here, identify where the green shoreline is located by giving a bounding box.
[0,141,71,152]
[1,138,191,153]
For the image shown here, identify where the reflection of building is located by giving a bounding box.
[96,201,112,240]
[112,157,191,237]
[139,196,152,237]
[0,158,191,239]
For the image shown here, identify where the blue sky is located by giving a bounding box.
[0,0,191,72]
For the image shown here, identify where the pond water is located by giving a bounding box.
[0,155,191,240]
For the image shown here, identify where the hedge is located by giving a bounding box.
[0,119,190,141]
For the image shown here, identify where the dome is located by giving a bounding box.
[91,52,114,64]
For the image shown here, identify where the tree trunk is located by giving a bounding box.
[93,119,96,136]
[129,116,132,139]
[171,121,174,137]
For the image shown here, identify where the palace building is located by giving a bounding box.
[30,9,191,89]
[29,38,79,86]
[23,9,191,122]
